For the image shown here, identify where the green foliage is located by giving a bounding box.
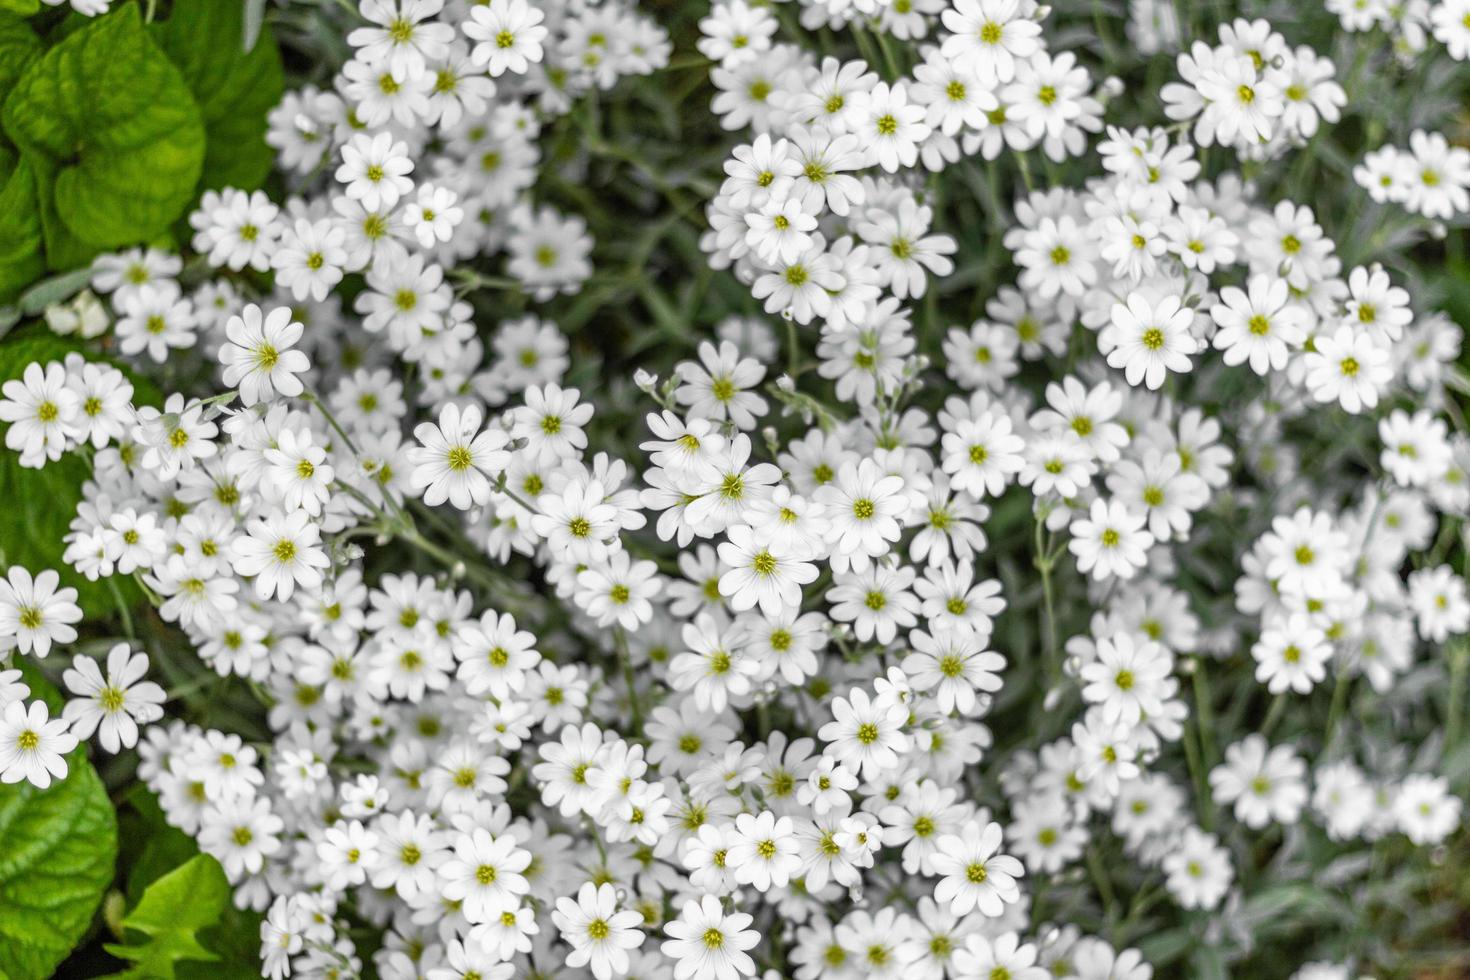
[151,0,284,193]
[102,855,234,979]
[0,2,285,303]
[0,329,157,610]
[0,671,118,980]
[0,5,204,286]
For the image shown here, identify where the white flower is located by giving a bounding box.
[1068,497,1155,581]
[0,566,82,657]
[0,360,78,466]
[61,644,165,753]
[931,820,1024,916]
[1100,292,1197,390]
[1303,325,1393,414]
[1162,827,1233,909]
[551,881,645,980]
[231,509,330,601]
[220,305,311,406]
[1210,275,1307,375]
[440,829,532,924]
[1393,774,1463,845]
[674,340,768,431]
[409,402,512,509]
[817,687,910,778]
[347,0,453,82]
[728,809,802,891]
[1210,735,1308,829]
[661,895,760,980]
[465,0,548,76]
[939,0,1043,82]
[0,699,76,788]
[335,132,415,212]
[716,523,817,616]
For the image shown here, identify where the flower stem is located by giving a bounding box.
[615,629,643,732]
[106,575,135,640]
[1260,691,1288,739]
[1447,639,1469,754]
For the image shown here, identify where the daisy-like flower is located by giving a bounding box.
[902,627,1005,715]
[931,819,1024,916]
[670,613,758,714]
[1100,292,1197,390]
[409,402,512,509]
[939,0,1043,82]
[716,523,817,616]
[744,196,817,266]
[941,410,1026,499]
[113,282,198,363]
[817,687,910,778]
[0,699,77,789]
[675,340,769,430]
[729,809,802,891]
[661,895,760,980]
[61,644,165,753]
[1163,827,1233,910]
[62,359,133,451]
[219,304,311,406]
[1303,325,1393,414]
[575,551,661,629]
[1210,275,1308,376]
[511,383,594,461]
[403,183,464,249]
[812,459,909,573]
[531,476,620,564]
[464,0,548,77]
[133,393,219,479]
[440,829,533,924]
[335,132,415,212]
[0,360,79,466]
[1068,497,1156,581]
[347,0,454,82]
[551,881,645,980]
[231,509,330,601]
[1210,735,1309,829]
[0,566,82,657]
[271,218,347,302]
[1252,613,1332,694]
[858,81,930,172]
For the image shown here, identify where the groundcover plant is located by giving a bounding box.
[0,0,1469,977]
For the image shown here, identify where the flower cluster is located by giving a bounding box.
[2,0,1469,979]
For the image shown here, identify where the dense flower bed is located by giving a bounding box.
[0,0,1468,978]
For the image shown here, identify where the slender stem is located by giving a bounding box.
[106,576,135,641]
[1034,515,1059,687]
[1182,714,1215,832]
[1086,846,1119,924]
[1191,661,1218,770]
[615,627,643,732]
[1447,640,1469,755]
[1013,150,1036,193]
[1260,691,1288,739]
[494,472,539,513]
[303,390,360,456]
[1323,670,1352,753]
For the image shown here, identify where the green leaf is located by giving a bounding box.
[0,14,42,95]
[103,855,229,979]
[0,155,45,304]
[151,0,284,192]
[0,0,40,15]
[0,4,205,252]
[0,685,118,980]
[15,265,94,315]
